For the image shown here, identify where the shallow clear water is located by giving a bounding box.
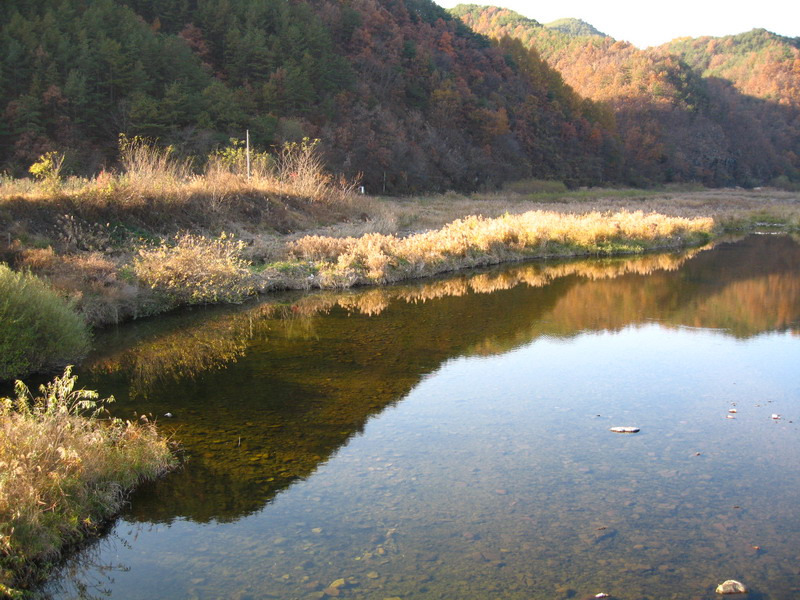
[40,234,800,600]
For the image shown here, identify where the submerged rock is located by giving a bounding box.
[610,426,640,433]
[716,579,748,594]
[323,578,348,596]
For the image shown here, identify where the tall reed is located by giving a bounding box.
[0,368,176,595]
[117,134,193,198]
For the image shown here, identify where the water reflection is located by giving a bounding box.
[88,235,800,398]
[40,234,800,600]
[73,234,800,526]
[86,250,709,396]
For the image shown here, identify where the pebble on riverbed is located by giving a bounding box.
[715,579,748,594]
[609,426,640,433]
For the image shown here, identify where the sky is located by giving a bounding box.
[434,0,799,48]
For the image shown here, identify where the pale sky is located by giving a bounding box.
[436,0,799,48]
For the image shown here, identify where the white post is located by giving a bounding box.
[246,129,251,180]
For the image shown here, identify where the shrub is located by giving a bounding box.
[502,178,568,194]
[207,138,274,178]
[28,152,65,192]
[771,175,800,192]
[0,368,176,594]
[0,264,90,381]
[276,137,358,202]
[133,233,254,306]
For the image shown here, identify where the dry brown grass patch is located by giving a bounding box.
[0,368,175,594]
[133,233,255,306]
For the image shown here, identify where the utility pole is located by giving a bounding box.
[246,129,251,180]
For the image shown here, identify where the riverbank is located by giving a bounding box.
[2,169,800,379]
[1,178,799,596]
[0,368,176,597]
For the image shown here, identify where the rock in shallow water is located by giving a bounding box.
[716,579,748,594]
[609,426,640,433]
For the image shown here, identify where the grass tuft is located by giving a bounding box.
[0,368,176,595]
[133,233,255,306]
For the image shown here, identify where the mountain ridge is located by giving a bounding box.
[451,4,800,187]
[1,0,797,192]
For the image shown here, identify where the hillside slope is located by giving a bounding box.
[660,29,800,107]
[0,0,619,193]
[451,5,800,187]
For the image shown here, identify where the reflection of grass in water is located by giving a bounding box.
[80,236,800,522]
[85,244,711,391]
[86,233,800,396]
[290,245,706,319]
[90,313,254,398]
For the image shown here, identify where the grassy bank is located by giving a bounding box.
[0,368,176,597]
[285,210,715,287]
[1,158,799,594]
[3,143,800,378]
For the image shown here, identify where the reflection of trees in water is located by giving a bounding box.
[87,246,706,395]
[673,272,800,336]
[473,234,800,354]
[75,235,799,525]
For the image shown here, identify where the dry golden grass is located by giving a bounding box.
[0,138,365,244]
[370,188,800,233]
[16,248,143,327]
[289,210,716,287]
[0,368,175,595]
[3,163,799,331]
[133,233,255,307]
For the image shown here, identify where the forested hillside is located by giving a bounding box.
[2,0,798,192]
[545,18,606,39]
[0,0,620,193]
[660,29,800,108]
[451,5,800,187]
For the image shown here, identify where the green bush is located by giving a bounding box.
[0,264,91,381]
[771,175,800,192]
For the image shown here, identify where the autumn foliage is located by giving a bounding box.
[452,5,800,188]
[1,0,798,191]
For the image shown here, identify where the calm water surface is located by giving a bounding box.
[40,234,800,600]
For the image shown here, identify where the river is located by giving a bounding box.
[38,233,800,600]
